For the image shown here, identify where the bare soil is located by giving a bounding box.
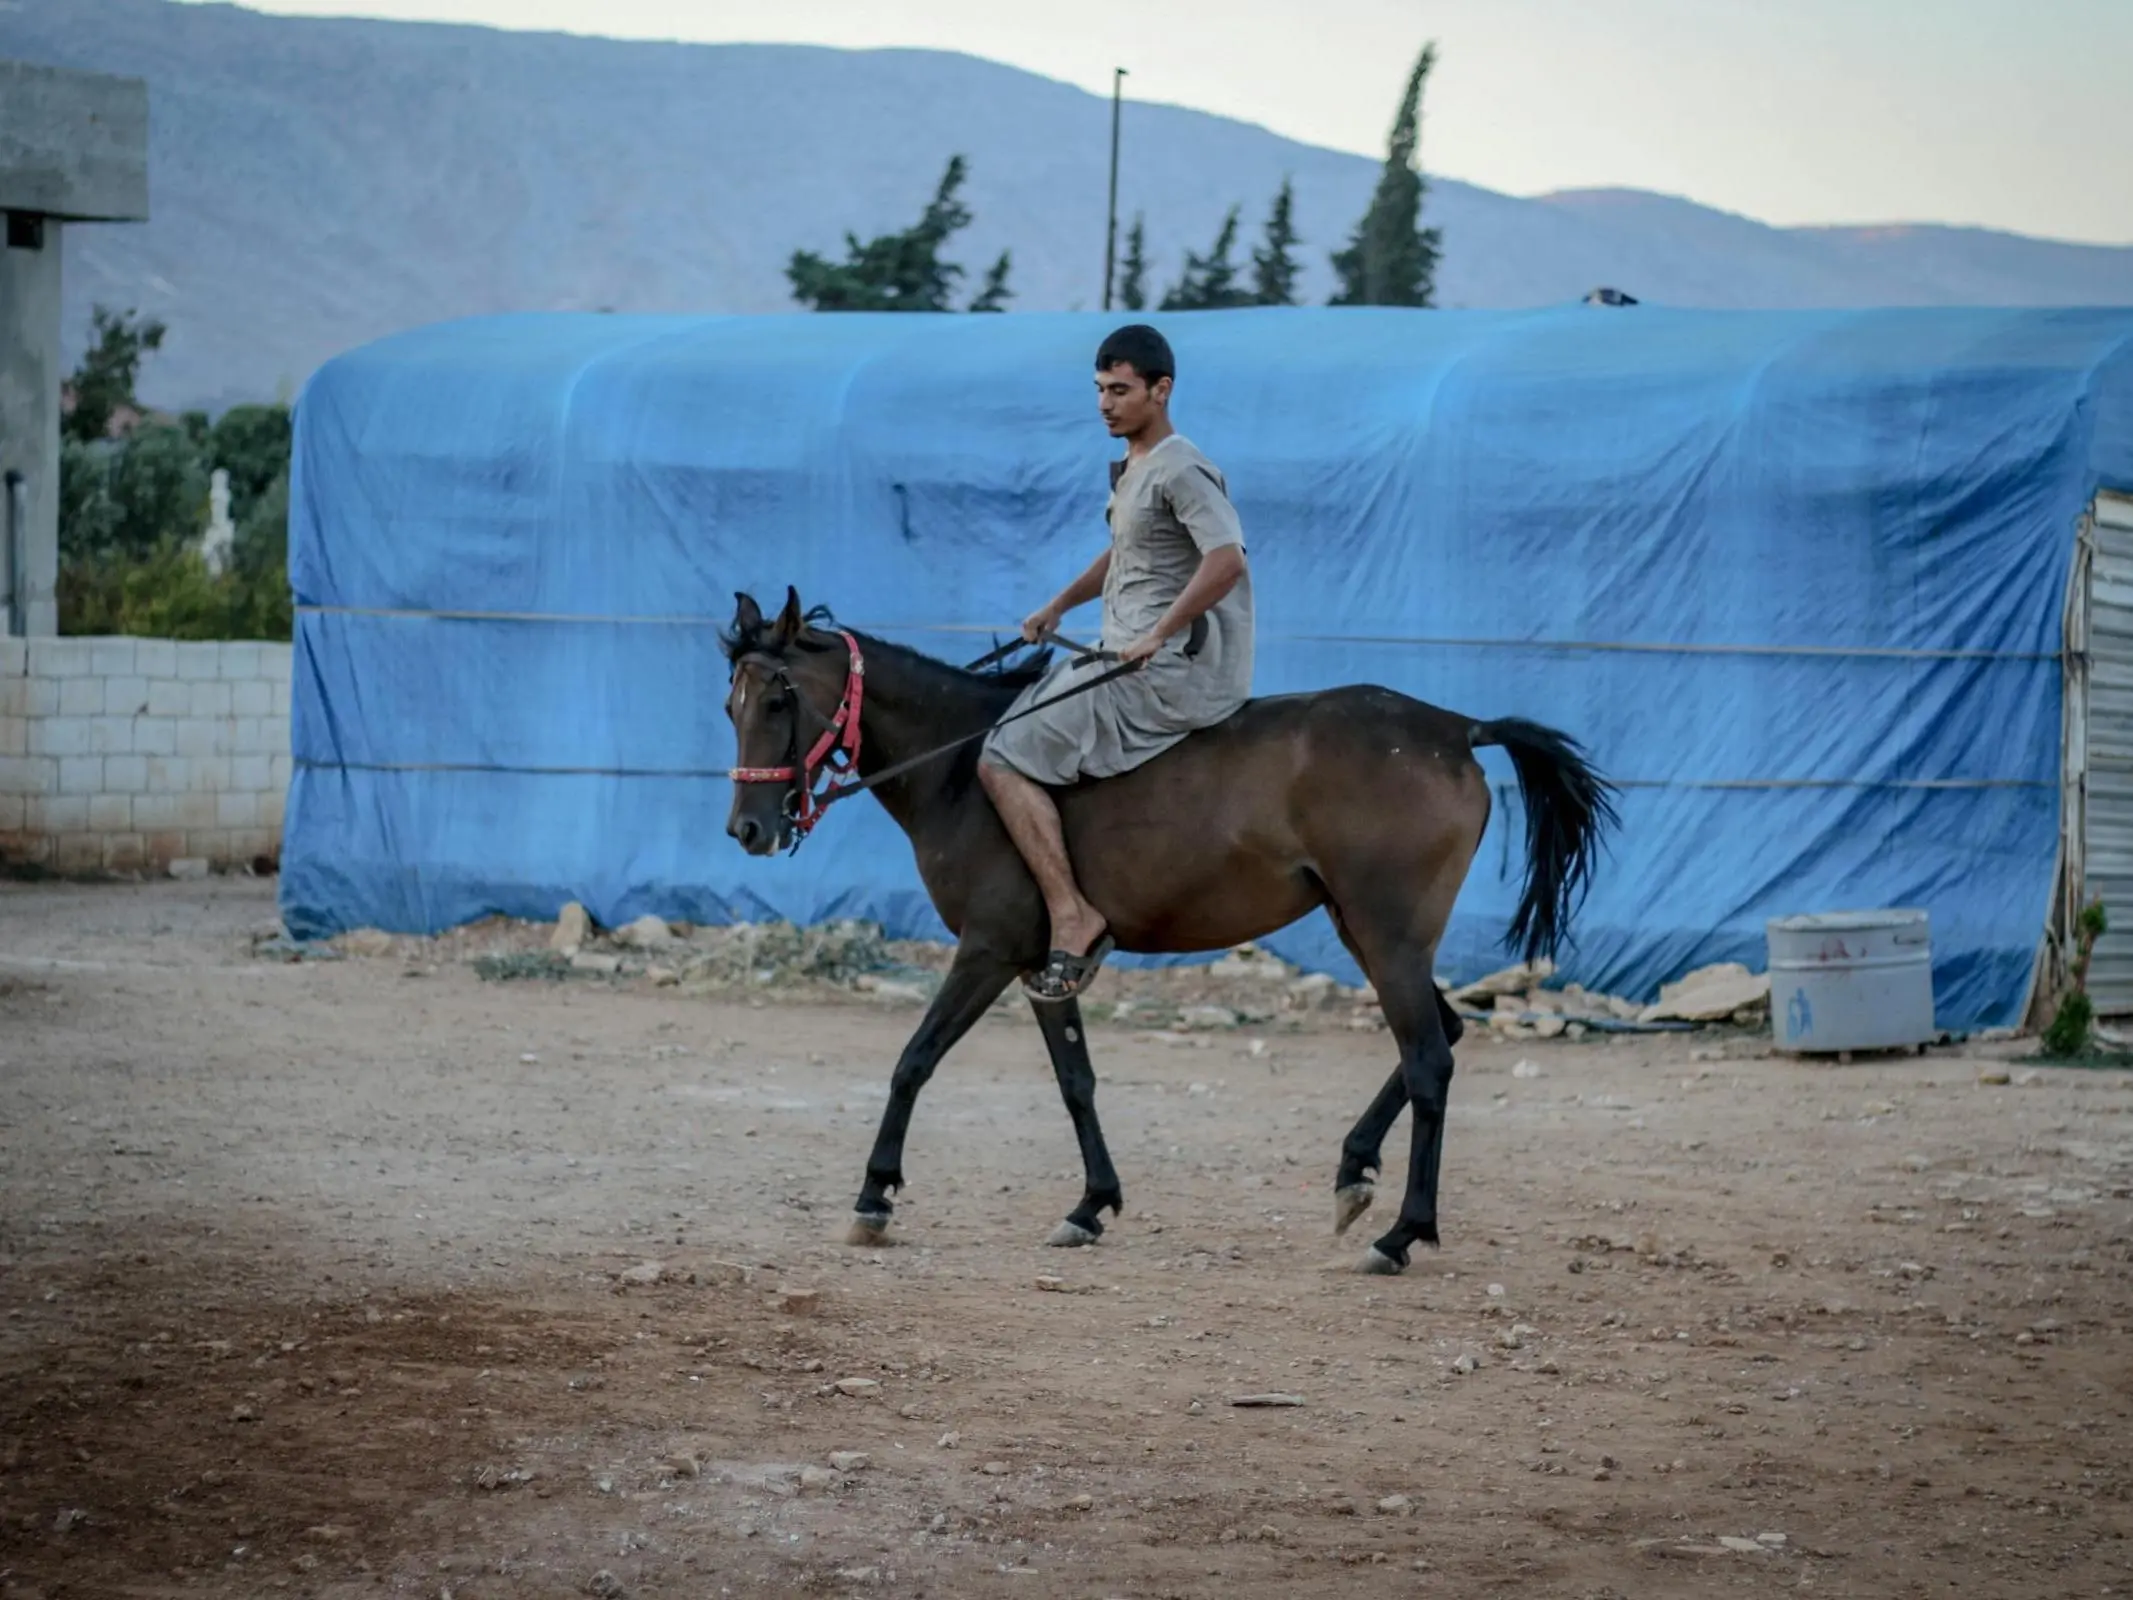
[2,879,2130,1600]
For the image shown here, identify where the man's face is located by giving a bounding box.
[1095,361,1170,437]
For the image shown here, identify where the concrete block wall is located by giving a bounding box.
[0,636,292,874]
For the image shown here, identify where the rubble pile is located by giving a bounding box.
[453,904,937,996]
[324,912,1773,1038]
[1450,959,1771,1040]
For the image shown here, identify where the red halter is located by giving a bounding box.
[728,631,866,845]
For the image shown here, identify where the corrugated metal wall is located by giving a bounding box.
[2084,493,2133,1015]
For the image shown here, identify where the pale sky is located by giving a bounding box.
[186,0,2133,245]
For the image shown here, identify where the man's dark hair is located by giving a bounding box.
[1095,324,1175,386]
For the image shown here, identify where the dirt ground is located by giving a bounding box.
[2,879,2131,1600]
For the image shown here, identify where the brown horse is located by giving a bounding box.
[721,587,1617,1273]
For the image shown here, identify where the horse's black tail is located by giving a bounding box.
[1470,718,1619,965]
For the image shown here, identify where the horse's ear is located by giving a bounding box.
[732,591,764,635]
[771,585,804,648]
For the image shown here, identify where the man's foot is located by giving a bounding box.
[1024,915,1115,1004]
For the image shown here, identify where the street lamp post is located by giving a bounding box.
[1102,66,1127,312]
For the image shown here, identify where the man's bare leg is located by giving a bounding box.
[979,759,1108,958]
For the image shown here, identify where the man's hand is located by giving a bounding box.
[1021,603,1063,645]
[1116,632,1165,667]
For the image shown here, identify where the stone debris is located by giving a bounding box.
[435,910,1774,1040]
[834,1378,881,1397]
[798,1465,840,1491]
[1641,963,1772,1024]
[614,913,675,949]
[550,901,592,954]
[1450,960,1555,1005]
[616,1261,666,1286]
[828,1451,871,1473]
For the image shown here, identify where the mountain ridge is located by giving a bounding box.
[5,0,2130,412]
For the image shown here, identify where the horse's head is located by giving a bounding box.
[720,586,850,856]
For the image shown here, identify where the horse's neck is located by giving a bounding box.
[843,648,1012,831]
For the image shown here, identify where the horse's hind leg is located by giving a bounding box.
[1029,997,1124,1248]
[1326,905,1465,1237]
[1355,957,1457,1274]
[850,945,1017,1244]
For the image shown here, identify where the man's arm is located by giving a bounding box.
[1140,544,1246,651]
[1024,549,1111,641]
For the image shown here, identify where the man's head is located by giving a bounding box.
[1094,324,1174,440]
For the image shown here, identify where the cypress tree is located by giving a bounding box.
[1329,45,1444,307]
[1159,207,1249,311]
[1251,178,1302,306]
[1118,215,1149,312]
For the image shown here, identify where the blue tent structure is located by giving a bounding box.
[280,306,2133,1031]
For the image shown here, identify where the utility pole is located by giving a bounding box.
[1102,67,1127,312]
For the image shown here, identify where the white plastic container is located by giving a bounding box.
[1767,909,1936,1054]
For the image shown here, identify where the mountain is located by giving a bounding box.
[6,0,2132,412]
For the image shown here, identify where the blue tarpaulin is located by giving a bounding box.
[280,306,2133,1029]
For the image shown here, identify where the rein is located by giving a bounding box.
[728,628,1156,852]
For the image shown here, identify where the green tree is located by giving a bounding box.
[55,312,294,642]
[968,250,1014,313]
[788,156,1010,313]
[60,423,209,565]
[1159,206,1251,311]
[63,305,167,444]
[1329,44,1444,307]
[1117,214,1149,312]
[1251,178,1302,307]
[208,403,294,517]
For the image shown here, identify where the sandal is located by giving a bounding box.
[1023,931,1117,1004]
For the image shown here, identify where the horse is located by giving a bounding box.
[720,586,1618,1274]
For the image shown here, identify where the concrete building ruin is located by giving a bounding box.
[1,58,151,637]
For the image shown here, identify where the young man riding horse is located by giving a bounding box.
[721,324,1617,1272]
[979,323,1253,1004]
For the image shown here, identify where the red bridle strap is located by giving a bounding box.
[727,631,866,843]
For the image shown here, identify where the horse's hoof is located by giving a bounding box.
[1333,1181,1375,1236]
[1356,1246,1404,1276]
[845,1214,894,1247]
[1047,1219,1100,1249]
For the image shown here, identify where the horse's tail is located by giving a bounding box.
[1469,718,1619,965]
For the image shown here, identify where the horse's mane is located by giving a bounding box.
[719,603,1053,698]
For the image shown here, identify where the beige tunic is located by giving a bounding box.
[982,434,1253,786]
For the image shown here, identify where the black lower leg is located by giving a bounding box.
[1030,997,1123,1236]
[853,950,1015,1229]
[1338,1066,1408,1192]
[1369,1051,1455,1266]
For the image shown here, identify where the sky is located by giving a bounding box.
[181,0,2133,245]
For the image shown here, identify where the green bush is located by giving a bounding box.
[2041,899,2109,1059]
[57,408,292,642]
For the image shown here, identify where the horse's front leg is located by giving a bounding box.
[849,944,1017,1245]
[1028,996,1123,1247]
